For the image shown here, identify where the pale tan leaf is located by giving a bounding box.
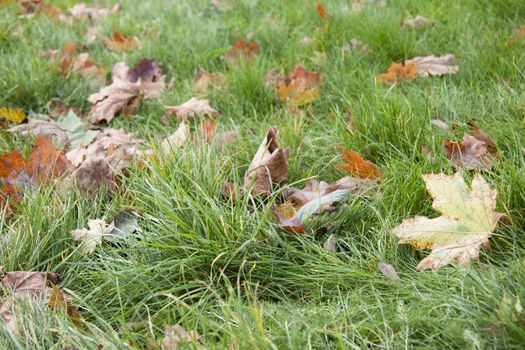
[162,122,189,153]
[402,15,435,28]
[164,98,219,119]
[405,54,459,77]
[72,219,114,254]
[390,173,503,271]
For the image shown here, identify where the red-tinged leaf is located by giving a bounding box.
[316,1,328,20]
[335,146,381,179]
[271,205,304,234]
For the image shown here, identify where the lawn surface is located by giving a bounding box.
[1,0,525,349]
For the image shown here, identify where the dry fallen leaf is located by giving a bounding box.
[444,134,495,170]
[164,98,219,119]
[336,146,381,179]
[192,69,226,96]
[270,64,322,107]
[347,38,370,53]
[271,205,305,234]
[72,219,114,254]
[103,30,139,51]
[377,263,400,283]
[390,172,503,271]
[0,137,72,213]
[431,119,449,131]
[48,284,84,330]
[162,122,189,153]
[316,1,328,20]
[18,0,61,19]
[377,62,418,85]
[283,176,376,207]
[508,24,525,45]
[162,324,198,350]
[88,60,169,124]
[0,272,57,332]
[324,234,337,252]
[222,39,260,63]
[68,3,120,22]
[402,15,435,28]
[69,128,147,192]
[468,121,497,154]
[243,127,290,197]
[405,55,459,77]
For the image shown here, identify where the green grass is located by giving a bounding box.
[1,0,524,348]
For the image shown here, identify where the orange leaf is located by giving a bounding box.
[0,137,71,213]
[274,64,321,107]
[103,30,139,51]
[222,39,260,63]
[316,1,328,20]
[377,62,418,85]
[336,146,381,179]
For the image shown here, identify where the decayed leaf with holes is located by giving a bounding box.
[0,272,57,333]
[0,107,26,124]
[192,69,226,96]
[270,64,321,107]
[88,60,169,123]
[405,55,459,77]
[0,137,72,213]
[377,62,418,85]
[164,98,219,119]
[390,173,503,271]
[444,134,495,170]
[244,128,290,197]
[68,128,147,192]
[402,15,435,28]
[68,3,121,22]
[103,30,139,51]
[336,146,381,179]
[72,219,114,254]
[222,39,260,63]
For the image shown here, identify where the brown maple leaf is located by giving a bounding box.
[192,69,226,96]
[222,39,260,63]
[270,64,322,107]
[88,60,169,123]
[18,0,61,18]
[0,137,72,213]
[444,134,495,170]
[335,146,381,179]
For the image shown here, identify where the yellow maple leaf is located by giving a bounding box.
[0,107,26,123]
[390,173,503,271]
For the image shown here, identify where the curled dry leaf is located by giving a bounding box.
[405,55,459,77]
[0,272,57,333]
[103,30,139,51]
[0,137,72,213]
[222,39,260,63]
[402,15,435,28]
[390,173,503,271]
[192,69,226,96]
[165,98,219,119]
[336,146,381,179]
[444,134,495,170]
[72,219,114,254]
[243,127,290,197]
[377,263,400,283]
[271,205,305,234]
[468,121,497,154]
[162,122,189,153]
[283,176,376,207]
[269,64,322,107]
[88,60,169,124]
